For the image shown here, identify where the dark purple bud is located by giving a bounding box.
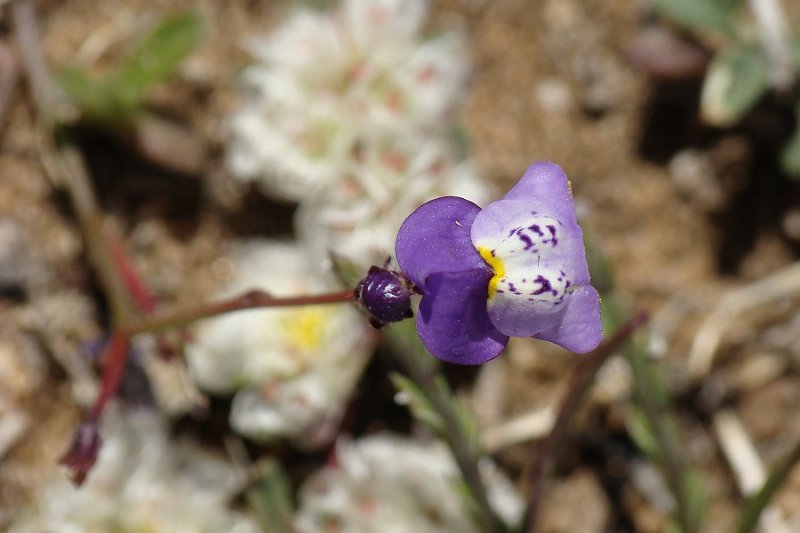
[354,266,416,328]
[59,421,102,486]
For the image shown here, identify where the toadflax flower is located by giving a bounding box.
[395,162,602,364]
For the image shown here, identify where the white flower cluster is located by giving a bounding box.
[11,406,258,533]
[228,0,492,267]
[187,241,374,448]
[294,434,524,532]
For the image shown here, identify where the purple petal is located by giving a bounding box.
[395,196,490,289]
[416,269,508,364]
[532,286,602,353]
[503,162,577,218]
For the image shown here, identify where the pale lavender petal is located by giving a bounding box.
[503,162,577,220]
[395,196,490,289]
[416,269,508,364]
[472,161,598,344]
[485,266,571,337]
[532,286,602,353]
[471,162,590,286]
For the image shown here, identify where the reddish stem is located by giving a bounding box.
[88,333,131,421]
[106,235,157,314]
[124,288,357,336]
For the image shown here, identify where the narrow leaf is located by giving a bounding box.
[58,67,121,121]
[390,372,445,434]
[649,0,740,35]
[781,101,800,179]
[246,459,296,533]
[700,44,769,127]
[627,409,660,460]
[108,12,204,108]
[329,251,363,290]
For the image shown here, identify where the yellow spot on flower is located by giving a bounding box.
[478,246,505,298]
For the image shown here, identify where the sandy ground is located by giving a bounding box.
[3,0,800,531]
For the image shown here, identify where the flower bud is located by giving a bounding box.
[59,421,102,486]
[354,266,416,328]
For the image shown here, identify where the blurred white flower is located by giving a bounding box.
[294,433,524,532]
[297,134,493,269]
[187,240,374,448]
[340,0,428,52]
[11,406,258,533]
[227,0,471,201]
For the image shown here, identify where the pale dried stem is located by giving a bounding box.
[481,407,554,453]
[688,261,800,379]
[712,409,765,497]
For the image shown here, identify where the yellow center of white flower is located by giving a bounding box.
[280,307,330,354]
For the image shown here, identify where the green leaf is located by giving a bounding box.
[107,12,205,108]
[685,469,708,530]
[627,409,660,460]
[245,459,295,533]
[781,101,800,179]
[700,44,769,127]
[390,372,445,434]
[329,251,364,290]
[58,12,204,123]
[649,0,741,35]
[452,392,481,455]
[58,67,122,121]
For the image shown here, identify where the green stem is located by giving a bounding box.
[385,322,501,533]
[626,326,701,533]
[737,438,800,533]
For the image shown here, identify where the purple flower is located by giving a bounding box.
[395,162,602,364]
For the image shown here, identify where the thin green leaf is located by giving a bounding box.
[700,44,769,127]
[781,101,800,179]
[452,392,481,455]
[57,67,123,121]
[685,469,708,530]
[245,459,295,533]
[390,372,445,434]
[627,409,660,460]
[649,0,741,35]
[59,12,204,123]
[737,438,800,533]
[108,12,204,108]
[329,251,363,290]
